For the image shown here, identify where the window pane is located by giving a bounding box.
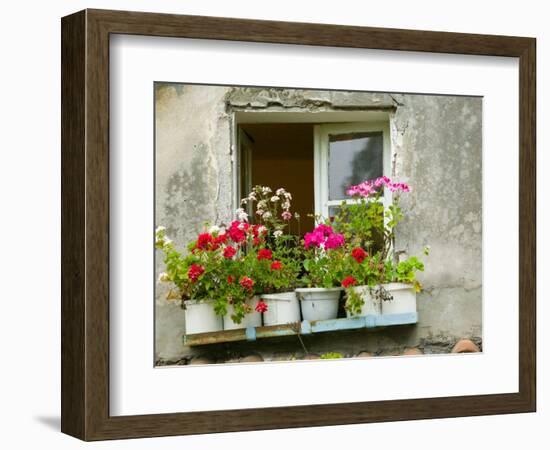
[328,131,383,200]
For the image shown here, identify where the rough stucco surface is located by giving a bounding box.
[390,94,483,346]
[154,85,482,362]
[155,84,234,359]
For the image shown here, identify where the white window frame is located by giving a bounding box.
[313,122,392,220]
[237,128,254,215]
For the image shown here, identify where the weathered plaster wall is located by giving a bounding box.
[390,93,483,349]
[155,84,234,359]
[154,85,482,362]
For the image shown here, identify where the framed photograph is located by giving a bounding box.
[61,9,536,441]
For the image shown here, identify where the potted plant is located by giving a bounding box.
[251,244,302,326]
[155,226,224,334]
[216,219,264,330]
[219,269,263,330]
[340,250,386,317]
[380,254,426,315]
[297,223,346,321]
[332,176,427,317]
[240,186,303,326]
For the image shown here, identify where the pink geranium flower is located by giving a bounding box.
[325,232,345,249]
[346,176,410,198]
[281,210,292,221]
[304,224,345,250]
[304,230,325,249]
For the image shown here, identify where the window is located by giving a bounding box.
[236,118,391,232]
[314,122,391,220]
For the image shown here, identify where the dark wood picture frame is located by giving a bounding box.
[61,9,536,441]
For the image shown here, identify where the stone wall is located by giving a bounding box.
[154,84,482,362]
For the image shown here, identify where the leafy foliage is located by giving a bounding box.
[320,352,344,359]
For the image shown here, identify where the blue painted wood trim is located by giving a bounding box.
[245,326,257,341]
[301,321,312,334]
[309,316,366,333]
[374,312,418,327]
[184,312,418,346]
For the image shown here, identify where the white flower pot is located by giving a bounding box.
[184,299,223,335]
[345,285,382,318]
[261,291,301,326]
[223,296,263,330]
[380,283,417,314]
[296,287,342,321]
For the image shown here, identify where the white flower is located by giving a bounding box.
[270,196,280,202]
[155,225,166,234]
[257,225,267,235]
[218,227,226,235]
[238,222,246,231]
[273,230,283,238]
[262,211,272,219]
[208,225,220,234]
[294,212,301,219]
[257,200,267,209]
[284,192,292,200]
[276,188,285,196]
[256,209,264,216]
[262,186,272,194]
[248,192,257,201]
[235,208,248,222]
[282,201,290,210]
[157,272,170,283]
[163,238,172,246]
[241,198,248,204]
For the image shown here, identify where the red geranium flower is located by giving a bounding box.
[228,221,247,244]
[214,233,228,245]
[227,275,234,284]
[341,275,357,288]
[255,300,268,313]
[253,237,263,247]
[223,246,237,259]
[188,264,205,282]
[351,247,368,263]
[270,260,283,271]
[252,224,267,237]
[257,248,273,260]
[196,233,213,250]
[239,276,255,291]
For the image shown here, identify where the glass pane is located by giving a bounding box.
[328,205,340,222]
[328,131,383,200]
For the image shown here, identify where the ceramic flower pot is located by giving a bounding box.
[295,287,342,321]
[345,285,382,318]
[380,283,417,314]
[184,299,223,335]
[261,291,301,326]
[223,296,263,330]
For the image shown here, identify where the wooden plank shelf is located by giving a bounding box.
[183,312,418,346]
